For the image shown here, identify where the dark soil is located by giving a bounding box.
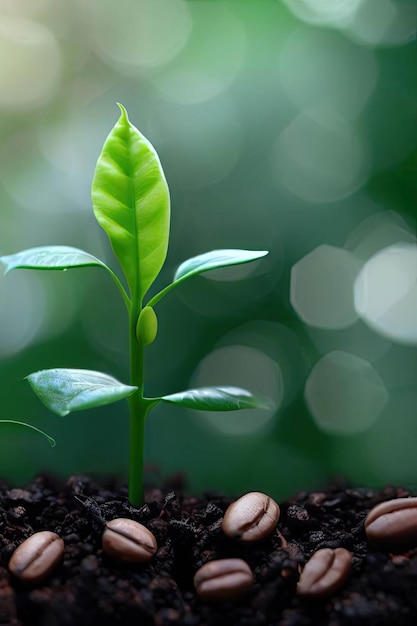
[1,475,417,626]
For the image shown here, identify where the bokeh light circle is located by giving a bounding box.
[279,26,377,119]
[305,350,389,434]
[216,320,307,409]
[89,0,192,73]
[354,243,417,345]
[151,2,245,105]
[272,109,370,203]
[190,344,282,436]
[291,245,362,329]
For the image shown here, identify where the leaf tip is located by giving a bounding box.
[116,102,129,122]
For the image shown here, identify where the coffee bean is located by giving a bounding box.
[365,497,417,545]
[194,558,253,602]
[102,518,157,562]
[8,531,64,584]
[222,491,280,542]
[297,547,353,599]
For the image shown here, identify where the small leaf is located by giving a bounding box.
[0,246,107,274]
[26,369,137,417]
[147,249,269,307]
[0,420,56,447]
[174,249,269,282]
[160,386,272,411]
[92,104,170,302]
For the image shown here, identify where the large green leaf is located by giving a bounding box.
[0,246,107,274]
[26,369,137,417]
[160,386,272,411]
[0,420,56,447]
[92,104,170,303]
[147,249,269,306]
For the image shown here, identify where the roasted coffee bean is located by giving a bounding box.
[8,530,64,584]
[365,497,417,545]
[297,547,352,599]
[194,558,253,602]
[222,491,280,542]
[102,518,157,562]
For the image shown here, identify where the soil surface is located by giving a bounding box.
[1,475,417,626]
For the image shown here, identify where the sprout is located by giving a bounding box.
[0,104,270,506]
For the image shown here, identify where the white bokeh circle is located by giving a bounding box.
[354,243,417,345]
[291,245,362,329]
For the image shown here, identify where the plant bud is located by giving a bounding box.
[194,558,253,602]
[365,497,417,545]
[102,518,157,562]
[222,491,280,542]
[297,547,353,599]
[8,531,64,584]
[136,307,158,346]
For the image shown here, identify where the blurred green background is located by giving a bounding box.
[0,0,416,500]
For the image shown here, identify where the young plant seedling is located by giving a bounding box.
[0,105,270,506]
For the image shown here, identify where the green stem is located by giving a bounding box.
[146,275,188,308]
[128,392,148,507]
[128,305,148,507]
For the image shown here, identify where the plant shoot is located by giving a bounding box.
[0,105,270,506]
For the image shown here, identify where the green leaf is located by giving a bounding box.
[26,369,137,417]
[174,249,269,282]
[0,420,56,447]
[147,249,269,307]
[92,103,170,303]
[0,246,107,274]
[160,386,272,411]
[0,245,130,308]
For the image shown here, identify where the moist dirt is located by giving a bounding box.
[0,475,416,626]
